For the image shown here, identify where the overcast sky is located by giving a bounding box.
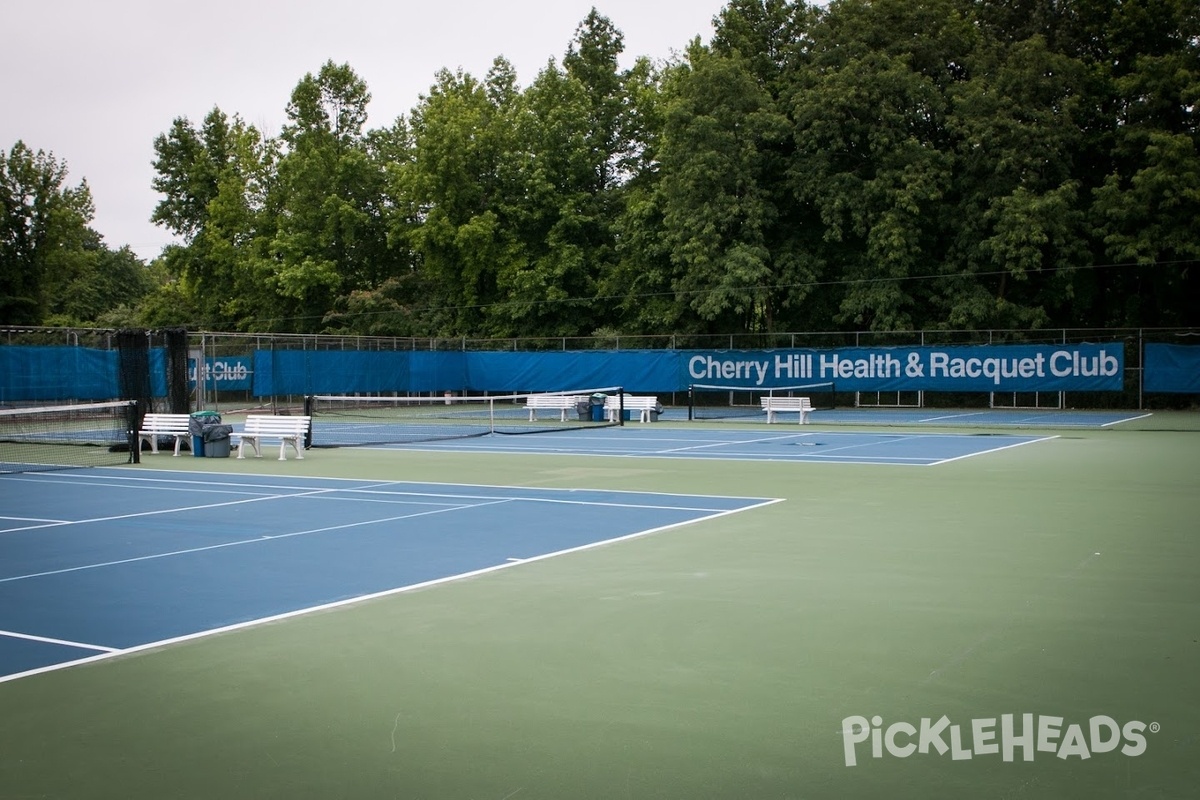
[2,1,725,262]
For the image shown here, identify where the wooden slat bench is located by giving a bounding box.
[524,394,585,422]
[761,396,813,424]
[137,413,192,456]
[604,394,660,423]
[231,415,311,460]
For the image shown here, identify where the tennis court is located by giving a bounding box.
[1,412,1197,799]
[358,425,1056,465]
[0,469,775,681]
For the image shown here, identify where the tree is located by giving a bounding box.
[0,142,97,323]
[151,108,276,329]
[269,61,392,332]
[788,0,974,332]
[657,40,789,332]
[486,12,645,338]
[392,62,521,336]
[645,0,824,337]
[42,241,156,326]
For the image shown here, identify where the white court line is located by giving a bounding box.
[0,629,119,653]
[3,472,346,496]
[6,469,773,505]
[295,485,750,513]
[931,434,1059,465]
[1102,412,1153,427]
[357,443,946,465]
[653,432,810,455]
[0,487,346,534]
[1,515,69,524]
[0,497,783,685]
[0,499,515,585]
[11,471,765,513]
[917,410,991,422]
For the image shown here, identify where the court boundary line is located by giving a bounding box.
[0,496,782,685]
[358,443,1012,466]
[2,472,773,519]
[0,629,119,653]
[0,499,513,585]
[1102,412,1153,427]
[4,468,775,504]
[931,434,1059,465]
[337,427,1052,466]
[0,486,347,534]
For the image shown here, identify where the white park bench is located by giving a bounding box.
[604,394,659,423]
[761,396,813,424]
[137,413,192,456]
[231,415,311,460]
[524,394,585,421]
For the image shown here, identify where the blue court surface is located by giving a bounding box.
[802,407,1147,427]
[353,426,1056,465]
[661,406,1146,428]
[0,469,776,683]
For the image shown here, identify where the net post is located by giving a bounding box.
[125,400,140,464]
[618,387,625,427]
[303,396,314,448]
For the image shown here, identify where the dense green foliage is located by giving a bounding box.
[0,143,154,327]
[4,0,1198,334]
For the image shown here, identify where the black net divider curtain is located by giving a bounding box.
[116,329,150,413]
[115,328,151,463]
[163,327,190,414]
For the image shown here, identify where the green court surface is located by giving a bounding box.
[1,413,1198,799]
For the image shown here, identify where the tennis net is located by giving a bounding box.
[0,400,139,474]
[305,388,625,447]
[688,382,836,420]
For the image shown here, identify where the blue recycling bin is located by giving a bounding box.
[191,435,205,457]
[589,393,607,421]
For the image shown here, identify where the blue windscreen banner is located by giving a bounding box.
[1,341,1134,401]
[463,350,673,394]
[0,345,167,402]
[253,350,670,396]
[0,346,118,402]
[683,343,1124,392]
[189,356,253,392]
[410,351,468,393]
[1143,344,1200,392]
[252,349,413,397]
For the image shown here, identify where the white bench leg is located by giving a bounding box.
[800,411,809,424]
[278,439,288,461]
[173,435,182,456]
[237,436,260,459]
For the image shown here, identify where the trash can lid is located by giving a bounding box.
[191,410,220,418]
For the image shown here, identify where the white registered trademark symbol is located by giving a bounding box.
[1149,722,1161,734]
